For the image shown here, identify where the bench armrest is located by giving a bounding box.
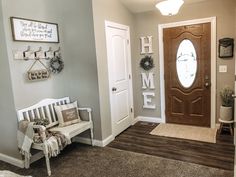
[78,107,92,112]
[77,107,92,122]
[32,125,47,141]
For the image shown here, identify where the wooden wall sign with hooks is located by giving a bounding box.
[13,46,61,60]
[13,46,62,81]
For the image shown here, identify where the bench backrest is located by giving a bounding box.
[17,97,70,128]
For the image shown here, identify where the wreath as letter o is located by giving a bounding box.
[140,56,154,71]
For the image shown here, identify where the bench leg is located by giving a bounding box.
[44,153,51,176]
[90,128,94,146]
[24,156,30,169]
[43,145,51,176]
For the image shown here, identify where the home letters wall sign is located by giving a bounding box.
[142,73,156,109]
[11,17,59,43]
[140,36,153,54]
[141,73,155,89]
[140,36,156,110]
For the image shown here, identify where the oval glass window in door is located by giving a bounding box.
[176,39,197,88]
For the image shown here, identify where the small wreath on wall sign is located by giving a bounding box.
[140,55,154,71]
[50,56,64,74]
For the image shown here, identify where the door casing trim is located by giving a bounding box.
[158,17,217,128]
[105,20,134,137]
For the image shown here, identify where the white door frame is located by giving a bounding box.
[158,17,217,128]
[234,29,236,177]
[105,20,134,137]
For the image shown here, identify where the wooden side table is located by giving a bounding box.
[219,119,234,135]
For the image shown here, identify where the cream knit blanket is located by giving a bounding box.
[17,120,69,159]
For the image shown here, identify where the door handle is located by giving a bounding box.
[112,87,117,92]
[204,82,211,88]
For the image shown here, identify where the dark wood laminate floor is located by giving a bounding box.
[108,122,235,171]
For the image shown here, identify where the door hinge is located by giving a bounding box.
[131,108,133,113]
[127,40,129,45]
[129,74,131,79]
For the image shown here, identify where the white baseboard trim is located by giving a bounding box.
[136,116,164,123]
[102,135,115,147]
[0,153,24,168]
[74,135,114,147]
[132,117,139,125]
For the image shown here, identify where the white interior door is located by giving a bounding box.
[105,21,133,137]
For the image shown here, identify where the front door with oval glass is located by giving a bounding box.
[163,23,211,127]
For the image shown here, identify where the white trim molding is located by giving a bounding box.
[74,135,114,147]
[132,117,139,125]
[136,116,164,123]
[0,153,24,168]
[158,17,217,128]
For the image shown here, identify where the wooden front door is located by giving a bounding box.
[164,23,211,127]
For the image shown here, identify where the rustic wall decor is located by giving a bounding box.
[140,56,154,71]
[142,72,156,109]
[13,46,63,81]
[13,46,61,60]
[27,59,50,81]
[140,35,156,110]
[28,69,50,81]
[219,38,234,58]
[140,36,153,54]
[11,17,59,43]
[50,55,64,74]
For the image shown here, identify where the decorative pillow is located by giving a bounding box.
[54,101,81,127]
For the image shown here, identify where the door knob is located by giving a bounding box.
[112,87,117,91]
[204,82,211,88]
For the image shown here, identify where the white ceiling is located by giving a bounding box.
[120,0,209,13]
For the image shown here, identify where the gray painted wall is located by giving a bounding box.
[92,0,236,142]
[0,0,20,159]
[92,0,135,139]
[132,0,236,120]
[0,0,101,159]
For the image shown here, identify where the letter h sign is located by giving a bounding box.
[140,36,153,54]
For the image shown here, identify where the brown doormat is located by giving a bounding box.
[150,123,217,143]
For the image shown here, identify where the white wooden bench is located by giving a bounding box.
[17,97,94,176]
